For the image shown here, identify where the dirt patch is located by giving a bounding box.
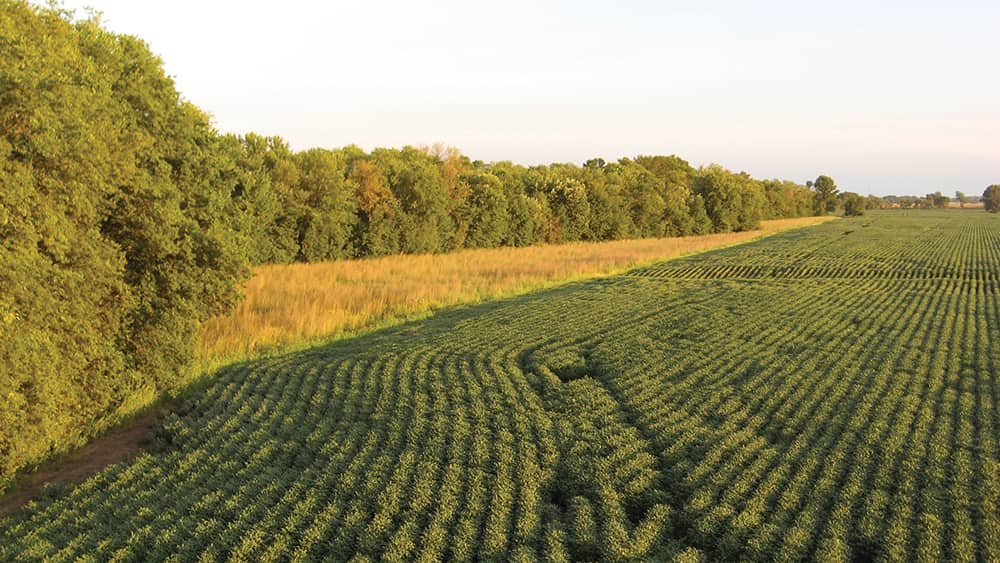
[0,410,162,515]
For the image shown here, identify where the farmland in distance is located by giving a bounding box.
[2,210,998,561]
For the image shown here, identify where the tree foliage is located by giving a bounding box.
[693,166,766,232]
[983,185,1000,213]
[0,0,247,488]
[842,192,866,216]
[812,175,839,215]
[925,191,949,209]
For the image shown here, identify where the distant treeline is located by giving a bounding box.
[867,192,963,210]
[0,0,985,490]
[221,139,818,265]
[865,189,1000,211]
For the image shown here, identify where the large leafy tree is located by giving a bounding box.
[812,175,839,215]
[693,165,766,232]
[455,171,510,248]
[612,161,668,237]
[487,161,549,247]
[526,166,591,243]
[226,134,302,264]
[842,192,866,216]
[372,147,454,253]
[0,1,246,488]
[579,163,631,241]
[924,191,949,209]
[983,185,1000,213]
[634,155,697,235]
[762,179,813,218]
[348,159,405,256]
[294,148,357,261]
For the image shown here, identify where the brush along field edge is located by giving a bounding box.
[197,216,835,368]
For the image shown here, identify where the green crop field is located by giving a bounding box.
[2,210,998,562]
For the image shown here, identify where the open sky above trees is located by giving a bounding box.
[50,0,1000,196]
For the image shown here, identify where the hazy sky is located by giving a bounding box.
[55,0,999,195]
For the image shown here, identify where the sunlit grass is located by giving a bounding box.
[197,216,835,363]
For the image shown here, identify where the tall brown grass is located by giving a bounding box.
[197,216,835,363]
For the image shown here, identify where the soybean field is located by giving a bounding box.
[2,210,998,561]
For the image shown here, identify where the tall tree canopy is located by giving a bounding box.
[812,175,839,215]
[842,192,866,216]
[983,185,1000,213]
[693,166,766,232]
[0,0,247,488]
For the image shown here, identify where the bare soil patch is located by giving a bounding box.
[0,411,161,515]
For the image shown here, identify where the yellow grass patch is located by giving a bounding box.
[197,216,835,363]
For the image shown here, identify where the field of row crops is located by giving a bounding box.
[2,210,998,561]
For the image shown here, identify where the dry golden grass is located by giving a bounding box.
[197,216,835,363]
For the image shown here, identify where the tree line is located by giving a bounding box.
[219,139,821,265]
[865,189,1000,211]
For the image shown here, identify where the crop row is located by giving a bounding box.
[631,211,1000,282]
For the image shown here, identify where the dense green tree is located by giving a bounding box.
[579,166,631,241]
[524,167,591,243]
[736,176,767,230]
[0,1,246,488]
[610,162,668,238]
[227,134,302,263]
[812,175,839,215]
[486,161,549,247]
[633,154,694,182]
[504,193,549,246]
[762,179,813,218]
[693,166,765,232]
[984,185,1000,213]
[549,176,592,242]
[372,147,454,253]
[348,159,405,256]
[925,191,949,209]
[629,158,695,236]
[455,171,510,248]
[633,155,698,235]
[687,194,714,235]
[955,191,967,208]
[425,143,470,200]
[293,148,357,261]
[842,192,866,216]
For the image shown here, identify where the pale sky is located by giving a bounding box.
[53,0,999,196]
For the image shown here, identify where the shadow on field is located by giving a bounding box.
[0,276,627,515]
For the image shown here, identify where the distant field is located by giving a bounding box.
[3,210,998,561]
[197,216,831,363]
